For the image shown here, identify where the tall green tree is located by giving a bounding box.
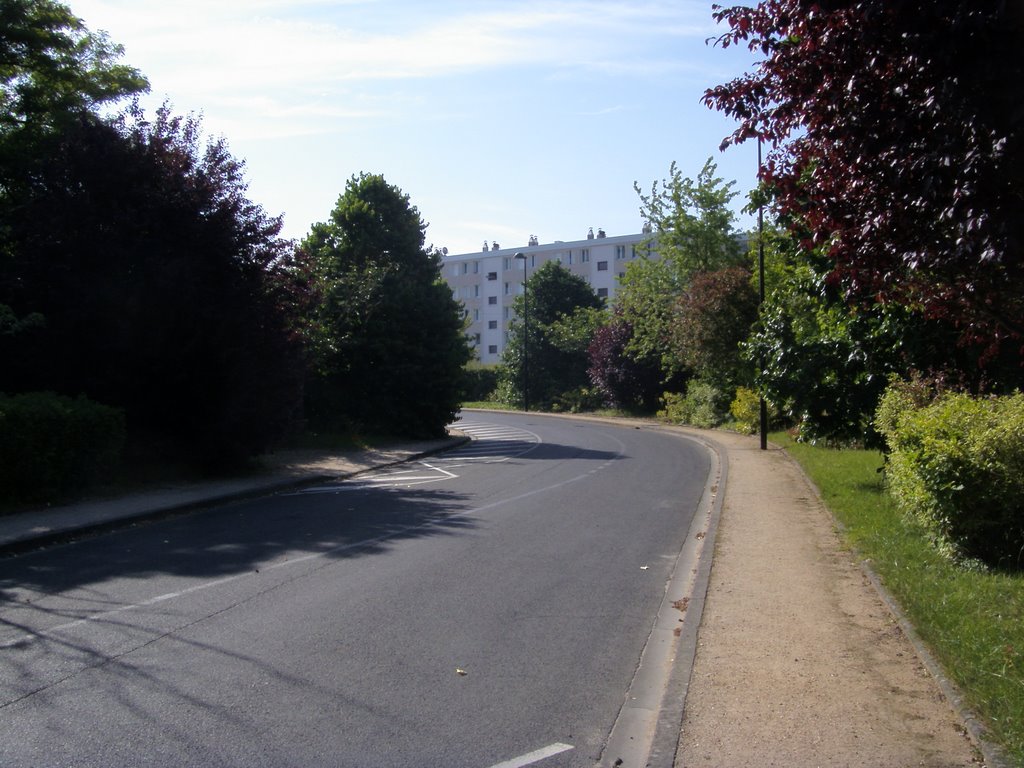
[0,0,147,166]
[617,158,746,377]
[301,173,470,438]
[499,261,604,411]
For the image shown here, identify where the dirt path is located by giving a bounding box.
[677,434,983,767]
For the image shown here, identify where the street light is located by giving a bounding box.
[757,139,768,450]
[514,252,529,412]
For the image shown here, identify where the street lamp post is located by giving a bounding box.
[514,252,529,411]
[757,139,768,450]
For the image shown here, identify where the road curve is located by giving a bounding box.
[0,412,714,768]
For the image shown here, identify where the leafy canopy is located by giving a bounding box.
[704,0,1024,370]
[618,157,745,376]
[301,173,470,437]
[0,0,147,143]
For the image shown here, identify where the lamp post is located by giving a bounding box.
[514,252,529,411]
[757,139,768,450]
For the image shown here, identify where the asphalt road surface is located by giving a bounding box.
[0,412,711,767]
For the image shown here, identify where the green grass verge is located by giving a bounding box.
[773,432,1024,764]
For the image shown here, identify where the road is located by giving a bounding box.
[0,412,712,767]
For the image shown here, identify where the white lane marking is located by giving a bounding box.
[486,743,574,768]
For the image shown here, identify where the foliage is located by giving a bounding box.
[876,383,1024,569]
[743,226,972,446]
[729,387,760,435]
[461,363,500,402]
[619,158,746,376]
[777,432,1024,763]
[705,1,1024,371]
[0,0,148,172]
[300,173,471,438]
[0,391,124,503]
[0,107,302,468]
[499,261,604,410]
[670,266,758,395]
[587,314,663,411]
[657,380,724,429]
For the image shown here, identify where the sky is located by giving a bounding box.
[72,0,762,256]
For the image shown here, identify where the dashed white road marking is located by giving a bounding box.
[486,742,574,768]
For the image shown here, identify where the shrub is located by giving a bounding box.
[461,363,500,402]
[658,380,724,429]
[0,392,125,504]
[876,384,1024,569]
[730,387,761,434]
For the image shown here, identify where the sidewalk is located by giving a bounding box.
[676,429,998,768]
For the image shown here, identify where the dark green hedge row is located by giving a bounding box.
[876,381,1024,569]
[0,392,125,504]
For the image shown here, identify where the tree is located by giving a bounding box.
[499,261,604,411]
[618,158,746,376]
[0,106,302,466]
[704,1,1024,375]
[745,230,969,444]
[0,0,147,169]
[301,173,470,438]
[588,313,663,411]
[633,158,744,276]
[669,266,758,395]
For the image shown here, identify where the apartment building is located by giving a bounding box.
[442,227,654,363]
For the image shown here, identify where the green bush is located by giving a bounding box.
[729,387,761,434]
[461,363,501,402]
[0,392,125,504]
[552,386,603,414]
[658,381,724,429]
[876,383,1024,569]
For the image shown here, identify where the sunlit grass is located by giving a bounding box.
[774,433,1024,764]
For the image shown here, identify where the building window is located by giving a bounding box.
[581,249,590,263]
[503,257,511,270]
[473,261,479,273]
[474,285,480,297]
[615,245,626,259]
[488,320,498,329]
[618,272,625,279]
[473,333,481,344]
[488,345,498,355]
[503,306,510,319]
[568,251,573,265]
[597,261,608,271]
[487,272,497,280]
[504,282,511,295]
[488,296,497,305]
[631,245,637,259]
[473,309,479,321]
[597,287,609,298]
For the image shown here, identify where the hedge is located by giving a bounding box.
[0,392,125,505]
[876,382,1024,569]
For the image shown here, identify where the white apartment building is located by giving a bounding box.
[442,226,654,364]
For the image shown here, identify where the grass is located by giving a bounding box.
[774,432,1024,765]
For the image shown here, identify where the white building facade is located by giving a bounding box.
[442,227,654,364]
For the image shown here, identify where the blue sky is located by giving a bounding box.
[73,0,761,255]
